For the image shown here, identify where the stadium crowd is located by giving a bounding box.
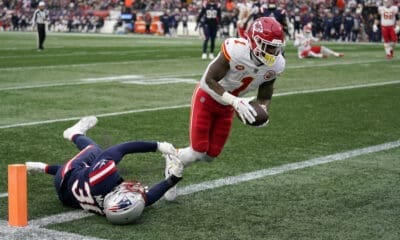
[0,0,399,42]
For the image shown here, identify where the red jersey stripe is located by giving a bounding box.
[89,161,117,186]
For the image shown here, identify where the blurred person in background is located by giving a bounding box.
[378,0,398,59]
[181,8,189,36]
[294,23,344,58]
[196,0,222,60]
[32,1,48,51]
[236,0,255,38]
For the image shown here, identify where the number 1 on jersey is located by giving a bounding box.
[230,77,254,96]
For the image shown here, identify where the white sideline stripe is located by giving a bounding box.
[0,220,106,240]
[178,140,400,196]
[29,211,94,227]
[1,80,400,130]
[0,139,399,240]
[0,193,7,198]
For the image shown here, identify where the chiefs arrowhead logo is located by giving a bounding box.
[253,20,263,33]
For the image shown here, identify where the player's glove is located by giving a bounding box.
[157,142,177,155]
[222,92,257,124]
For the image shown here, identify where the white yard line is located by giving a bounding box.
[0,105,190,129]
[0,76,197,91]
[0,58,196,71]
[1,139,399,240]
[1,80,399,130]
[178,140,400,195]
[0,219,107,240]
[0,58,391,72]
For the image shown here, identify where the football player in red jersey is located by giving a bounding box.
[26,116,183,224]
[378,0,398,59]
[164,17,285,201]
[294,23,344,59]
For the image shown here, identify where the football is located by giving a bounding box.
[236,101,269,126]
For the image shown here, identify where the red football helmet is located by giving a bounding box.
[246,17,285,66]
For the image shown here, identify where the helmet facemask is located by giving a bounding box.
[252,35,283,66]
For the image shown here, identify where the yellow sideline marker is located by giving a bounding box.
[8,164,28,227]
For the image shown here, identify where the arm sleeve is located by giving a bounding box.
[145,176,182,206]
[99,141,158,164]
[196,8,205,24]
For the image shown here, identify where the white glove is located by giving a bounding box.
[157,142,177,155]
[222,92,257,124]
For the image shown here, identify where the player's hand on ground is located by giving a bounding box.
[157,142,177,155]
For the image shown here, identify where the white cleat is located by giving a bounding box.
[208,53,214,59]
[63,116,98,141]
[163,154,183,201]
[25,161,47,173]
[201,53,207,60]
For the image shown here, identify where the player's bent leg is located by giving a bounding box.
[63,116,98,141]
[73,135,99,151]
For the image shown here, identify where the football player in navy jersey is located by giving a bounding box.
[26,116,183,224]
[196,0,222,60]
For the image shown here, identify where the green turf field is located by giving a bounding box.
[0,32,399,240]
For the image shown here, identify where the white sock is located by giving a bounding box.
[321,46,337,57]
[384,43,391,55]
[177,147,207,166]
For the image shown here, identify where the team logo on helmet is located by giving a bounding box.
[253,20,263,33]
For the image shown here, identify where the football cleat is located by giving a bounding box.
[63,116,98,141]
[209,53,215,60]
[201,53,207,60]
[25,161,47,173]
[163,154,183,201]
